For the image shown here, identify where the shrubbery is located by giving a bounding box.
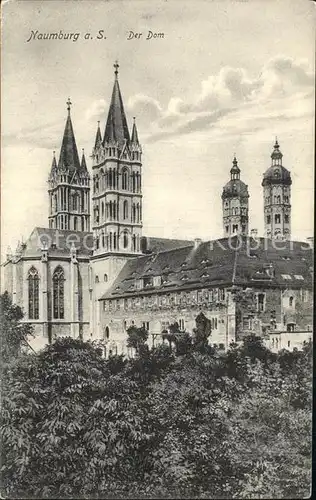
[0,294,312,498]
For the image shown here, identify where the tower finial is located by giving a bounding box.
[66,97,72,114]
[114,60,119,79]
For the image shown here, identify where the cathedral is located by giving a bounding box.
[3,63,313,353]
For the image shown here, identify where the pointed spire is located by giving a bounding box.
[58,98,81,171]
[131,117,139,144]
[81,148,88,171]
[103,62,130,146]
[51,150,57,169]
[94,121,102,148]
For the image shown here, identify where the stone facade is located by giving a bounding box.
[222,156,249,237]
[262,140,292,241]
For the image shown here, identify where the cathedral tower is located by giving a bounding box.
[48,99,90,231]
[262,139,291,240]
[222,156,249,237]
[91,62,143,256]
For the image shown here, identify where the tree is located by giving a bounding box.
[192,312,212,352]
[126,325,148,355]
[0,291,34,363]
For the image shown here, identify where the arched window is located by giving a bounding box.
[123,200,128,219]
[104,326,110,339]
[101,202,104,219]
[53,266,64,319]
[28,267,39,319]
[104,273,108,282]
[132,203,136,222]
[122,169,128,190]
[113,232,117,250]
[74,217,77,230]
[132,234,136,251]
[102,231,105,247]
[123,231,128,249]
[289,296,294,307]
[95,275,99,283]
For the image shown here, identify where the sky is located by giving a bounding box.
[1,0,315,262]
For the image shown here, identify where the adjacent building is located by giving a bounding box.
[2,63,313,353]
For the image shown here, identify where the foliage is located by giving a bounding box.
[1,331,312,499]
[126,325,148,353]
[0,292,34,363]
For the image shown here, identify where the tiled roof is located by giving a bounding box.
[101,236,313,300]
[19,227,93,258]
[141,236,194,253]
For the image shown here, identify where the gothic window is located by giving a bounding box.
[275,214,281,224]
[267,215,271,224]
[226,225,229,233]
[101,202,104,219]
[284,214,289,223]
[132,234,136,251]
[108,169,113,189]
[276,195,281,204]
[289,296,294,307]
[123,231,128,249]
[28,267,39,320]
[122,169,128,190]
[284,196,289,203]
[104,326,110,339]
[113,232,117,250]
[53,266,64,319]
[74,217,77,230]
[54,194,57,212]
[81,218,85,231]
[232,224,238,233]
[102,231,105,247]
[123,200,128,219]
[132,172,136,193]
[104,274,108,282]
[96,236,100,249]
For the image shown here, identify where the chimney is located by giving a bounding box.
[250,228,258,238]
[194,238,202,249]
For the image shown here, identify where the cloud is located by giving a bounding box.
[85,98,107,121]
[129,55,314,143]
[2,120,62,149]
[127,94,162,123]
